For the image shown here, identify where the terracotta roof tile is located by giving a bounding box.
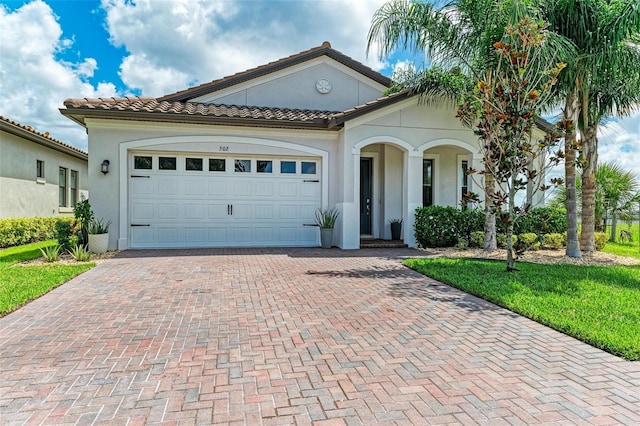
[62,97,341,124]
[158,42,391,102]
[0,115,87,157]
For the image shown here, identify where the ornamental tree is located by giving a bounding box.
[457,16,566,271]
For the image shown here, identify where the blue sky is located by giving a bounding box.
[1,0,638,179]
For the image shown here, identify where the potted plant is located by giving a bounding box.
[315,208,339,249]
[389,218,403,240]
[87,218,111,253]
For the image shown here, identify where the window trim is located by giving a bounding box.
[70,169,78,207]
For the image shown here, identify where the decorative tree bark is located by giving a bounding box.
[580,124,597,252]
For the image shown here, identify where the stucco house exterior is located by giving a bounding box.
[0,116,88,218]
[60,42,544,251]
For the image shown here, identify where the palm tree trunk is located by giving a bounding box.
[580,124,598,252]
[563,94,581,258]
[484,172,497,252]
[610,212,618,242]
[506,176,517,271]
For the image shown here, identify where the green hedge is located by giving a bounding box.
[415,206,567,248]
[414,206,484,248]
[0,217,74,248]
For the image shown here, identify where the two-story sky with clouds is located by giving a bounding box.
[1,0,638,182]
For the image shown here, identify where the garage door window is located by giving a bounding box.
[186,158,203,171]
[280,161,296,174]
[209,158,225,172]
[235,159,251,173]
[134,156,152,170]
[159,157,177,170]
[301,161,317,174]
[257,160,272,173]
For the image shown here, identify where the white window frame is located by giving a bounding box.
[457,154,471,209]
[423,153,440,206]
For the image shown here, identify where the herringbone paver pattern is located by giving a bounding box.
[1,248,638,425]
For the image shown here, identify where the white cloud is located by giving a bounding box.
[598,111,640,179]
[100,0,389,96]
[0,1,116,151]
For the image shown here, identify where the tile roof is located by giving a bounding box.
[61,97,342,129]
[158,42,391,102]
[0,115,87,159]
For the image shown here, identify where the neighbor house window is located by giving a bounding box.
[134,156,152,170]
[159,157,177,170]
[235,159,251,173]
[257,160,272,173]
[36,160,44,179]
[186,158,203,171]
[280,161,296,174]
[423,159,433,206]
[59,167,67,207]
[70,170,78,206]
[209,158,225,172]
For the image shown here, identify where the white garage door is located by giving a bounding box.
[128,153,321,248]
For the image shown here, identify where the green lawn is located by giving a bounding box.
[404,257,640,360]
[0,241,94,316]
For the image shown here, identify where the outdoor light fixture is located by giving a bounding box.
[101,160,110,175]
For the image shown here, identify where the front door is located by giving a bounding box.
[360,157,373,235]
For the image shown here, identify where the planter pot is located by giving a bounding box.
[320,228,333,249]
[88,233,109,254]
[390,222,402,240]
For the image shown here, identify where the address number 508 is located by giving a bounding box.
[219,146,229,152]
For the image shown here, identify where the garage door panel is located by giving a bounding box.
[208,204,228,219]
[158,228,179,243]
[185,228,206,243]
[231,227,253,242]
[157,179,178,195]
[185,204,206,219]
[255,227,273,242]
[232,204,253,219]
[278,205,298,220]
[233,181,252,196]
[300,205,318,221]
[131,227,154,245]
[300,182,320,198]
[131,203,154,221]
[185,180,207,196]
[158,204,179,220]
[208,227,228,242]
[300,227,318,242]
[208,181,228,196]
[278,182,297,197]
[131,178,153,195]
[255,205,274,219]
[255,181,274,197]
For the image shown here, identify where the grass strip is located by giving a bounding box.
[0,241,94,316]
[404,257,640,361]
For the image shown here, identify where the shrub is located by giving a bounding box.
[470,231,485,248]
[497,207,567,235]
[70,244,91,261]
[517,232,540,251]
[55,219,74,251]
[40,244,61,262]
[0,217,73,248]
[456,238,469,250]
[594,232,609,250]
[414,206,484,248]
[497,234,518,249]
[542,233,564,249]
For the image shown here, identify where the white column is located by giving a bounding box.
[404,150,423,248]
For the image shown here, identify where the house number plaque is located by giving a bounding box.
[219,146,229,151]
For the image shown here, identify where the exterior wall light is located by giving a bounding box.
[101,160,110,175]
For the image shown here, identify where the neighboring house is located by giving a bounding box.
[60,42,545,251]
[0,116,88,218]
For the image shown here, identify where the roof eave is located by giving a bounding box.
[0,119,87,161]
[59,108,341,131]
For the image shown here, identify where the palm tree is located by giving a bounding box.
[596,163,640,242]
[367,0,573,252]
[545,0,640,253]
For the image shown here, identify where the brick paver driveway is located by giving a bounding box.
[1,248,639,425]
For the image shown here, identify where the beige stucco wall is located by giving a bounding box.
[193,59,384,112]
[0,130,88,218]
